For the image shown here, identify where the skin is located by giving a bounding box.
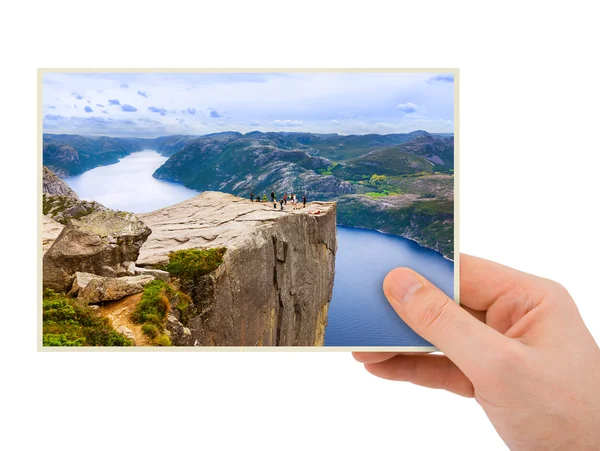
[353,254,600,450]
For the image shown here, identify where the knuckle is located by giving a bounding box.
[415,295,454,331]
[493,341,526,370]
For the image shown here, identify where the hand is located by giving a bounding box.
[353,254,600,450]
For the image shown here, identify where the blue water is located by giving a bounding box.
[325,226,454,347]
[65,150,199,213]
[64,149,454,347]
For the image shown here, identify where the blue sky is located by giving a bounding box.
[42,72,455,137]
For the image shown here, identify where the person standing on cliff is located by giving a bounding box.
[284,194,287,205]
[303,195,307,208]
[271,190,275,202]
[280,197,284,210]
[250,192,254,202]
[262,194,267,202]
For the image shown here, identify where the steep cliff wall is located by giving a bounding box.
[43,166,78,198]
[138,192,337,347]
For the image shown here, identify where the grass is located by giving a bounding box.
[42,289,133,346]
[165,247,227,281]
[365,190,400,198]
[131,280,187,346]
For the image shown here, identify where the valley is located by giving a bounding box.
[44,130,455,258]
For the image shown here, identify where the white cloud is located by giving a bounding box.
[42,72,454,136]
[397,102,418,113]
[271,119,304,127]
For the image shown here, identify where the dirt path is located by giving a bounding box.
[98,293,152,346]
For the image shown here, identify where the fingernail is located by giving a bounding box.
[386,270,423,304]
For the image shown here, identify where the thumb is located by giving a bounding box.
[383,267,513,375]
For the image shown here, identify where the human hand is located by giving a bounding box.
[353,254,600,450]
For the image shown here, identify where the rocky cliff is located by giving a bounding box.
[43,166,78,198]
[137,192,337,346]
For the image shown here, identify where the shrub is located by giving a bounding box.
[131,280,171,328]
[156,334,172,346]
[42,289,132,347]
[141,323,159,339]
[132,280,181,345]
[165,247,226,281]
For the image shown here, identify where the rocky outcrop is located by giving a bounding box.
[126,263,170,282]
[43,194,108,225]
[78,274,155,304]
[43,166,78,198]
[43,210,152,291]
[42,215,64,256]
[138,191,337,347]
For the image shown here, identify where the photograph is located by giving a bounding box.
[40,69,457,349]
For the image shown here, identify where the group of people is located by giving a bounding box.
[249,191,306,210]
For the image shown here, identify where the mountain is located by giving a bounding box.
[332,134,454,180]
[153,134,354,199]
[43,134,149,177]
[152,135,199,157]
[43,131,454,258]
[42,133,202,176]
[153,131,455,258]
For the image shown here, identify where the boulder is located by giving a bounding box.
[42,215,64,256]
[67,271,102,297]
[78,274,155,304]
[43,210,152,291]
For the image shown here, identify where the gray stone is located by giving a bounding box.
[116,325,135,341]
[166,314,194,346]
[132,266,170,282]
[78,274,155,304]
[43,166,78,199]
[67,271,102,297]
[43,210,152,291]
[42,215,64,256]
[43,193,108,225]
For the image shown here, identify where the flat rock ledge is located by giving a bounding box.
[137,191,337,347]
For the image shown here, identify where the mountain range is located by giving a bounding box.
[43,131,455,258]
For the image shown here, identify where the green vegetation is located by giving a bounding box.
[42,289,133,346]
[165,247,227,281]
[42,193,102,224]
[42,193,77,219]
[369,174,387,185]
[365,190,399,198]
[131,280,171,344]
[132,280,170,328]
[336,196,454,259]
[131,280,189,345]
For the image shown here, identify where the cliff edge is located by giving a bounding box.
[138,192,337,346]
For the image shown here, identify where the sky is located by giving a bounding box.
[42,72,455,137]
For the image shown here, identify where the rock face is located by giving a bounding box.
[43,166,78,198]
[138,191,337,347]
[43,210,152,291]
[42,215,64,256]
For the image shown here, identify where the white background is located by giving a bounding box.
[1,1,599,450]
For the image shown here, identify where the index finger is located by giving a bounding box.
[459,253,553,311]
